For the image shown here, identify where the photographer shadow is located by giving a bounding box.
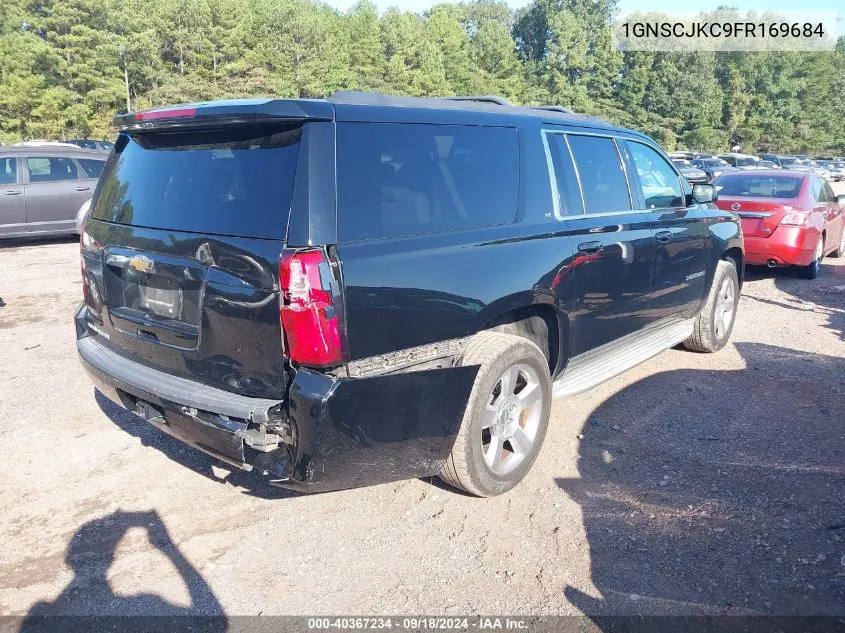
[21,510,227,632]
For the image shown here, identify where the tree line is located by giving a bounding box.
[1,0,843,153]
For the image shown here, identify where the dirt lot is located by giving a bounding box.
[1,226,844,623]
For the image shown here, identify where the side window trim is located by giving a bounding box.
[540,130,561,220]
[543,128,640,218]
[610,137,634,210]
[616,140,645,210]
[562,135,587,215]
[541,130,586,219]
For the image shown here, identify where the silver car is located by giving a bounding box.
[818,161,845,182]
[0,146,108,239]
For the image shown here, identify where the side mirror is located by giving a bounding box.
[836,194,845,205]
[692,183,717,204]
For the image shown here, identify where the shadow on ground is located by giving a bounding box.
[744,261,845,341]
[95,390,303,500]
[0,235,79,249]
[20,510,227,632]
[559,342,845,625]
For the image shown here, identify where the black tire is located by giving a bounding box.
[440,331,552,497]
[799,235,824,279]
[683,259,739,353]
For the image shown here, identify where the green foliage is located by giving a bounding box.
[0,0,842,153]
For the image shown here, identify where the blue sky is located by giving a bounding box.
[324,0,843,19]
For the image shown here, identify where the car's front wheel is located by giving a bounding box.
[440,331,551,497]
[684,259,739,353]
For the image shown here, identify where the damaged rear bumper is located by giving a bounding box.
[76,305,478,492]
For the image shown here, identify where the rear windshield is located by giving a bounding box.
[91,125,300,239]
[715,174,803,198]
[735,157,758,167]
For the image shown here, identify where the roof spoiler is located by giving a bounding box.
[114,98,334,132]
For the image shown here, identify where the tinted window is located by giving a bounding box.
[91,125,300,239]
[813,179,834,203]
[566,135,630,213]
[27,156,78,183]
[546,134,583,216]
[821,182,835,203]
[78,158,106,178]
[0,157,16,185]
[337,123,518,241]
[715,174,802,199]
[628,142,683,209]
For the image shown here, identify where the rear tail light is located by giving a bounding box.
[279,249,342,367]
[780,211,811,227]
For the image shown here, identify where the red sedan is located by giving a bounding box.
[712,170,845,279]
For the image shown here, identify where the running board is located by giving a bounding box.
[552,318,695,399]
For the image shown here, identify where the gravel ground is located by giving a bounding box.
[0,218,844,622]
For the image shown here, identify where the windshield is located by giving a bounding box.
[697,159,729,168]
[714,174,803,199]
[91,124,301,239]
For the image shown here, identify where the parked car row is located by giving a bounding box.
[6,139,115,151]
[670,151,845,183]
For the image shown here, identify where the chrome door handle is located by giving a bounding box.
[75,186,91,192]
[3,190,22,195]
[577,241,602,253]
[654,230,672,243]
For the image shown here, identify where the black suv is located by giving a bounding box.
[76,92,743,497]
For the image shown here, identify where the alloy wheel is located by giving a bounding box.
[480,363,544,476]
[713,276,736,340]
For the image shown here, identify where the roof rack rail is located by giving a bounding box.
[443,95,514,106]
[532,105,574,114]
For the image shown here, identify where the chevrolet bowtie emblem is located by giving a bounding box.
[128,255,153,273]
